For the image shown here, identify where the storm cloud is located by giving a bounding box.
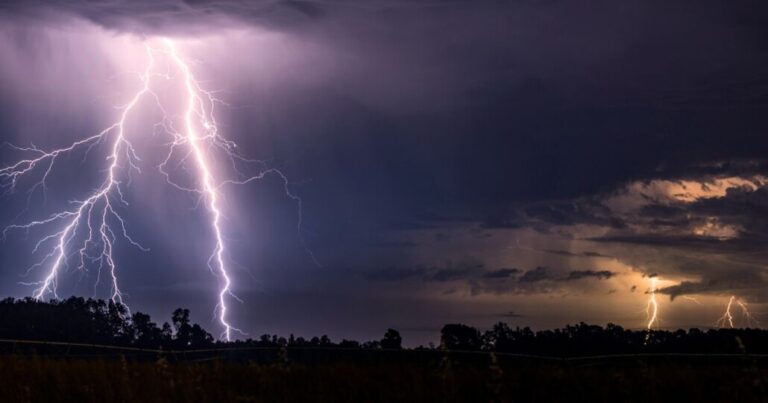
[1,0,767,343]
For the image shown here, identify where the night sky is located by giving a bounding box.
[1,1,768,345]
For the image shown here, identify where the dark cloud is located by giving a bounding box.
[529,203,626,229]
[432,267,479,282]
[539,249,613,259]
[361,266,426,282]
[658,271,768,300]
[4,0,767,230]
[360,263,612,296]
[519,267,550,283]
[0,0,328,33]
[563,270,615,281]
[583,251,611,258]
[592,235,761,253]
[482,268,520,279]
[517,268,615,283]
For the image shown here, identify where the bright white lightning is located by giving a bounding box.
[1,45,155,306]
[0,38,305,340]
[165,39,237,341]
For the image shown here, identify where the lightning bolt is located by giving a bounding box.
[646,276,659,330]
[717,295,736,328]
[0,38,306,340]
[1,44,155,307]
[164,39,238,340]
[736,299,758,327]
[643,276,659,344]
[717,296,758,328]
[682,296,702,305]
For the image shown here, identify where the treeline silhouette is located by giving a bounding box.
[0,297,211,349]
[0,297,766,356]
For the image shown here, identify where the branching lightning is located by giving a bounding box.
[164,38,240,340]
[1,45,156,307]
[0,38,305,340]
[717,296,736,328]
[717,295,758,329]
[736,299,758,327]
[682,296,702,305]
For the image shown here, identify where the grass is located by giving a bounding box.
[0,353,766,402]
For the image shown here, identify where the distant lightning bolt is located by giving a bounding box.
[646,276,659,330]
[0,38,307,340]
[717,296,758,328]
[717,296,736,328]
[682,296,702,305]
[643,276,660,344]
[736,299,758,327]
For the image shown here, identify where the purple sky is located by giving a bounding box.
[1,1,768,345]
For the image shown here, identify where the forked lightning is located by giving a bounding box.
[0,39,302,340]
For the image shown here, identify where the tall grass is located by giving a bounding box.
[0,354,765,402]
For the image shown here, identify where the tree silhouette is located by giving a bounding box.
[171,308,192,347]
[381,329,402,349]
[441,324,482,350]
[132,312,167,348]
[0,298,212,349]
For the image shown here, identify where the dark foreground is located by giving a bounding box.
[1,354,766,402]
[1,299,766,402]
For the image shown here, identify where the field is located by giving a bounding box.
[0,351,766,402]
[2,301,767,401]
